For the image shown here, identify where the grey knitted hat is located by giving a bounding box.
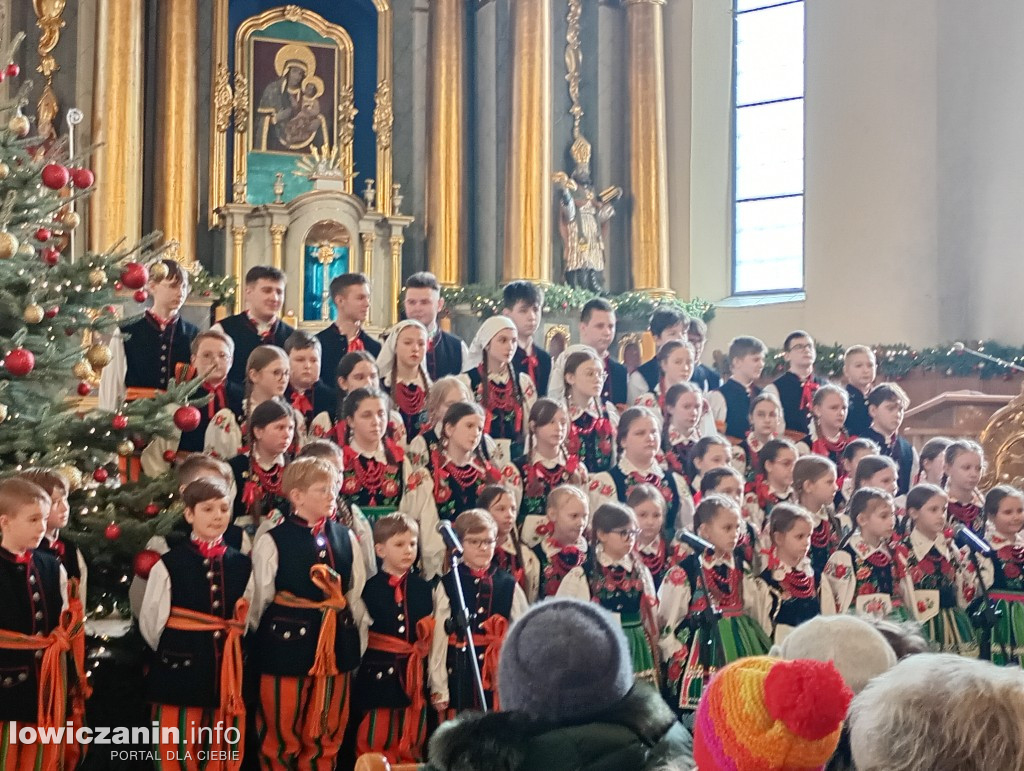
[498,598,633,723]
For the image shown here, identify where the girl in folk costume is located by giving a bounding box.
[310,351,409,449]
[979,485,1024,666]
[897,483,980,656]
[851,454,900,529]
[557,503,660,684]
[404,402,521,580]
[701,467,761,573]
[917,436,952,486]
[458,315,537,466]
[406,376,476,471]
[516,398,588,547]
[228,397,294,530]
[657,495,770,711]
[430,510,528,717]
[792,455,845,583]
[377,320,432,440]
[808,384,854,465]
[821,487,908,620]
[737,393,784,483]
[588,407,694,535]
[629,483,671,591]
[943,440,986,536]
[836,437,880,510]
[662,382,707,479]
[633,339,696,412]
[240,345,291,442]
[689,434,733,496]
[534,485,591,597]
[564,348,619,474]
[480,483,540,602]
[742,438,797,533]
[339,387,407,526]
[747,504,819,644]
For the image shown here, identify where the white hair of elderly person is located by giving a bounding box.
[848,653,1024,771]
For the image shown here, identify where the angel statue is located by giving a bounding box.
[553,137,623,292]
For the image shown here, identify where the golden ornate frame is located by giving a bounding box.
[208,2,393,223]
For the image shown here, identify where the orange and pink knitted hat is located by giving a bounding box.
[694,656,854,771]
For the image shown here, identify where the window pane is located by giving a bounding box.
[734,196,804,293]
[736,0,796,12]
[735,2,804,106]
[735,99,804,200]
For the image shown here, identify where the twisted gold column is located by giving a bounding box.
[89,0,144,253]
[426,0,465,286]
[154,0,198,264]
[626,0,671,294]
[502,0,552,284]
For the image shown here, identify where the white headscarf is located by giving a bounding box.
[463,315,517,372]
[376,319,430,385]
[548,344,601,401]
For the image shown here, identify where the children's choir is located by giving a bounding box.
[9,269,1024,768]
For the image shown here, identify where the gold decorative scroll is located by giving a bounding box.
[338,85,358,191]
[232,71,249,137]
[564,0,583,141]
[373,80,394,214]
[208,0,230,222]
[33,0,66,140]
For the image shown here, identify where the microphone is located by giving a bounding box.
[438,520,464,556]
[677,529,715,554]
[951,342,1024,374]
[953,524,994,556]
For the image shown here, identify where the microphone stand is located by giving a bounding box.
[693,552,725,671]
[952,343,1024,374]
[967,550,1005,663]
[443,539,488,712]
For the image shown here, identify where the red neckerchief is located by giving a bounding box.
[387,572,406,604]
[146,309,176,333]
[246,312,277,341]
[799,376,820,412]
[469,565,491,580]
[47,537,65,559]
[204,380,228,419]
[13,550,31,565]
[812,424,852,458]
[395,381,426,417]
[520,344,538,385]
[290,388,313,415]
[346,329,365,352]
[191,534,226,559]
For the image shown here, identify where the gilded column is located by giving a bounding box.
[426,0,465,286]
[390,235,404,326]
[154,0,198,264]
[231,226,246,313]
[626,0,671,294]
[502,0,552,283]
[89,0,144,253]
[270,224,287,271]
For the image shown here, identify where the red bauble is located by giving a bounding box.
[93,468,109,483]
[173,405,202,432]
[119,262,148,290]
[133,549,160,579]
[114,281,123,290]
[71,168,95,189]
[40,163,70,190]
[5,63,19,78]
[42,247,59,265]
[35,228,50,242]
[111,414,128,430]
[3,348,34,376]
[104,522,121,541]
[144,503,161,518]
[44,306,58,319]
[133,289,148,303]
[77,382,91,396]
[162,450,177,463]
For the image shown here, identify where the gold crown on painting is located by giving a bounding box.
[571,136,592,166]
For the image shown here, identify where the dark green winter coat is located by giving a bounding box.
[424,682,694,771]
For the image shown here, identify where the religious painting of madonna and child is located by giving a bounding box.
[251,40,338,154]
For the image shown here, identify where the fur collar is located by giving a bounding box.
[427,683,680,771]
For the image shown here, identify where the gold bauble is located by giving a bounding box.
[55,464,84,491]
[117,439,135,457]
[88,268,107,288]
[0,404,7,423]
[18,242,33,256]
[7,113,30,138]
[149,261,169,282]
[86,343,112,370]
[22,304,44,324]
[71,359,94,380]
[0,230,18,259]
[0,162,9,179]
[60,210,81,229]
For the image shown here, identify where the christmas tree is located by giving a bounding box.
[0,34,228,614]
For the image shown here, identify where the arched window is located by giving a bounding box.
[732,0,805,294]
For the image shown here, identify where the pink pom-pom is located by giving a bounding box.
[763,659,853,741]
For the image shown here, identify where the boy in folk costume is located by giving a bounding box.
[860,382,919,496]
[843,344,877,437]
[249,458,367,770]
[430,510,528,717]
[355,514,435,763]
[687,317,721,393]
[98,257,198,412]
[761,330,827,437]
[316,273,382,391]
[503,280,552,397]
[213,266,294,386]
[283,330,335,431]
[140,478,254,769]
[0,479,84,771]
[707,336,767,441]
[403,271,468,380]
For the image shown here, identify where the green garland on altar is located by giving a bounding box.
[765,340,1024,380]
[439,283,715,323]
